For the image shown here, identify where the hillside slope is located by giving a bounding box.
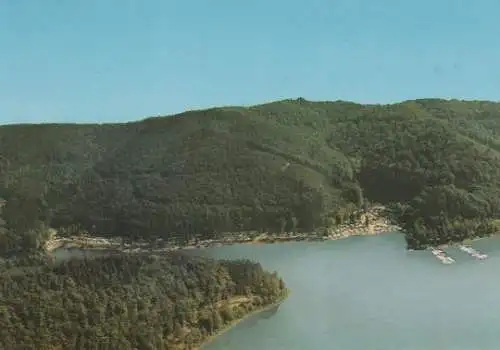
[1,98,500,250]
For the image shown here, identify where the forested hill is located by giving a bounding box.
[1,97,500,250]
[0,252,288,349]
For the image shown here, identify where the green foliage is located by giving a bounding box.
[2,98,500,249]
[0,252,287,349]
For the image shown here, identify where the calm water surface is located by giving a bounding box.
[196,233,500,350]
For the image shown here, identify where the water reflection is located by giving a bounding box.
[259,303,280,319]
[202,302,282,349]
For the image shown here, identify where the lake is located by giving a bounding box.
[52,233,500,349]
[195,233,500,350]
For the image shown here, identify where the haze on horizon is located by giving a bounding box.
[1,0,499,125]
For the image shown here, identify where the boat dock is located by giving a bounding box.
[429,247,455,264]
[458,244,488,260]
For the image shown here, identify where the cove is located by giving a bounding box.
[195,232,500,350]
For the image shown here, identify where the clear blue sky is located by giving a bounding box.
[1,0,499,124]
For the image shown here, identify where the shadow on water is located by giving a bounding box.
[260,303,280,319]
[202,303,282,349]
[243,303,281,328]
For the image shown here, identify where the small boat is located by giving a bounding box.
[458,244,488,260]
[429,247,455,264]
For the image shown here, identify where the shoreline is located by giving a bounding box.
[196,289,290,350]
[45,207,401,254]
[407,232,500,253]
[435,232,500,250]
[45,227,400,254]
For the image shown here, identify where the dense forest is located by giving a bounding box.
[0,251,287,349]
[1,98,500,250]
